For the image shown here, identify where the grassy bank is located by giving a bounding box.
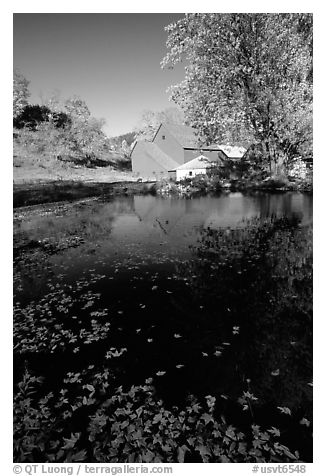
[13,180,157,208]
[14,143,133,184]
[13,141,154,207]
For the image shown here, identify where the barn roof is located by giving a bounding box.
[161,123,200,148]
[170,155,216,171]
[216,145,246,159]
[134,141,180,171]
[160,124,245,157]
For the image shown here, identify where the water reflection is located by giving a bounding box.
[13,192,313,460]
[131,193,312,236]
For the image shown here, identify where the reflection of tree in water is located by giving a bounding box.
[176,216,312,416]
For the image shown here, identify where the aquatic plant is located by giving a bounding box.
[14,369,302,463]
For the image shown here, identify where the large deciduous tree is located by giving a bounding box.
[161,13,312,173]
[62,96,108,162]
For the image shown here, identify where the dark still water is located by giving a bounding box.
[14,192,313,459]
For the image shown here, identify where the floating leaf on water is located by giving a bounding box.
[166,290,172,294]
[214,350,222,357]
[307,382,313,387]
[84,384,95,393]
[232,326,240,335]
[176,364,184,369]
[151,286,158,291]
[268,427,281,437]
[156,371,166,376]
[271,369,280,376]
[277,406,292,415]
[174,333,182,339]
[243,391,258,401]
[136,328,141,334]
[147,338,153,343]
[222,342,231,346]
[300,418,310,427]
[202,352,208,357]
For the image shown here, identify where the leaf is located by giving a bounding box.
[71,449,87,462]
[121,420,129,429]
[277,406,292,415]
[201,412,213,425]
[197,444,211,461]
[268,427,281,437]
[225,427,236,440]
[156,371,166,376]
[142,450,155,462]
[300,417,310,427]
[62,433,80,450]
[176,445,187,462]
[85,384,95,393]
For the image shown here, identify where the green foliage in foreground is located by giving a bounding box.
[14,368,299,463]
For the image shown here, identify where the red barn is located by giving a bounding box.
[131,122,245,180]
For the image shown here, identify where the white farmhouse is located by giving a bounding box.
[168,155,217,181]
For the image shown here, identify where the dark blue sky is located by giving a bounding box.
[13,13,185,137]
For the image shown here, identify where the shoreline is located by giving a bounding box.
[13,180,157,208]
[13,178,312,209]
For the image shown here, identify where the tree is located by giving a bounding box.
[162,14,312,173]
[64,96,91,122]
[120,139,132,159]
[13,69,30,119]
[14,104,71,130]
[64,116,107,162]
[62,96,108,162]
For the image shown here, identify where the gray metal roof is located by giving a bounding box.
[162,123,200,148]
[161,123,246,158]
[134,141,180,171]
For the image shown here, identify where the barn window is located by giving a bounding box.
[162,135,166,140]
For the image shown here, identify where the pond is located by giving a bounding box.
[13,191,313,462]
